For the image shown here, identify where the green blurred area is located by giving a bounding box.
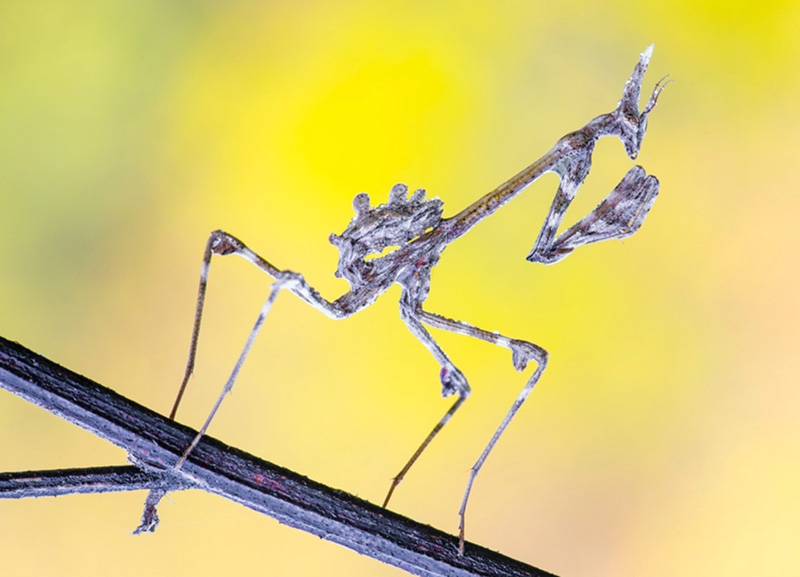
[1,1,799,576]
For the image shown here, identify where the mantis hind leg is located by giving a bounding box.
[174,274,298,470]
[170,230,351,421]
[136,273,299,534]
[137,230,354,532]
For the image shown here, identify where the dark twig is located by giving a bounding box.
[0,465,176,498]
[0,336,557,577]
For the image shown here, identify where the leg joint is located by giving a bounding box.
[510,339,548,372]
[209,230,244,256]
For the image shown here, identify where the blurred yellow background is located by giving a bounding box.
[1,1,798,576]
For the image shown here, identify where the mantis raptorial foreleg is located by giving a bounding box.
[528,164,660,265]
[541,165,660,259]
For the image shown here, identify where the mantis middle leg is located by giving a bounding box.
[387,297,548,553]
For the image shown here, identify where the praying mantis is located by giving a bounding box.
[165,45,667,553]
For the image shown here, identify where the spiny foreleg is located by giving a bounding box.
[528,165,659,265]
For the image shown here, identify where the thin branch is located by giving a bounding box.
[0,465,175,498]
[0,336,557,577]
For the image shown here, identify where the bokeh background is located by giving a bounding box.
[1,1,798,576]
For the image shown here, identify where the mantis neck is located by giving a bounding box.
[442,145,561,241]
